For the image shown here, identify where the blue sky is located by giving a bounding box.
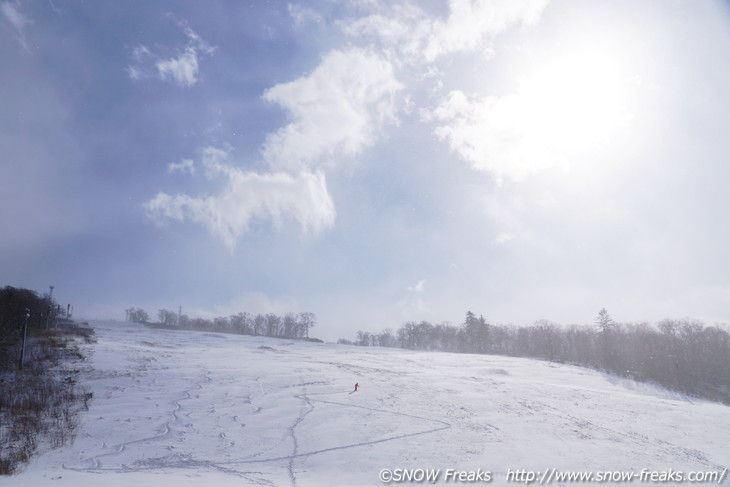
[2,0,730,340]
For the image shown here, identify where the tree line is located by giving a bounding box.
[0,285,93,474]
[341,309,730,404]
[125,307,319,341]
[0,286,57,370]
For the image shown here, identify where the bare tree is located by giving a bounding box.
[157,309,178,328]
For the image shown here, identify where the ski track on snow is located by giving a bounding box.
[40,322,727,486]
[64,368,214,472]
[222,390,452,466]
[63,358,452,482]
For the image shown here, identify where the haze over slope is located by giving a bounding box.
[9,321,729,486]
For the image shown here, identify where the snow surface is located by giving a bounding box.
[8,320,729,486]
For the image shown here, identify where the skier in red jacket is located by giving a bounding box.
[354,382,359,391]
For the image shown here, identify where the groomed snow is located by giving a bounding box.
[7,321,729,486]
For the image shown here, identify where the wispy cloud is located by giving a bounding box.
[424,0,548,61]
[146,1,552,248]
[342,0,548,63]
[262,48,402,171]
[128,21,214,87]
[427,89,566,182]
[288,4,325,28]
[146,47,399,248]
[495,232,515,244]
[167,158,195,175]
[1,1,31,53]
[178,23,215,56]
[339,0,556,184]
[156,46,199,87]
[145,147,336,250]
[407,279,427,293]
[400,278,430,320]
[340,4,429,61]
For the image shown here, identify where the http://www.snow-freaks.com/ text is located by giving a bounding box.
[378,467,728,484]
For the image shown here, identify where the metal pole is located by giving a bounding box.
[45,285,54,330]
[19,308,30,370]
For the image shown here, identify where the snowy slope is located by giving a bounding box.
[8,321,729,486]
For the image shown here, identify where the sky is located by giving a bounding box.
[2,0,730,341]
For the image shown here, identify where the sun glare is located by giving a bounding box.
[518,46,632,160]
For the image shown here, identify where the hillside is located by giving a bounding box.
[7,321,729,486]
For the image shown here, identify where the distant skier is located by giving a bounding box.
[354,382,359,392]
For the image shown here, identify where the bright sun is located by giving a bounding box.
[517,45,633,164]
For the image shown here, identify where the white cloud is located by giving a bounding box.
[128,24,213,87]
[126,65,144,81]
[144,1,553,247]
[430,47,632,182]
[399,279,430,320]
[198,146,229,177]
[157,46,199,87]
[145,1,551,247]
[130,44,152,61]
[407,279,427,292]
[341,4,431,61]
[424,0,548,61]
[339,0,565,185]
[167,158,195,175]
[429,89,565,182]
[341,0,548,63]
[145,148,335,250]
[146,47,400,247]
[2,1,31,53]
[495,232,515,244]
[288,4,325,27]
[180,23,215,56]
[261,48,402,171]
